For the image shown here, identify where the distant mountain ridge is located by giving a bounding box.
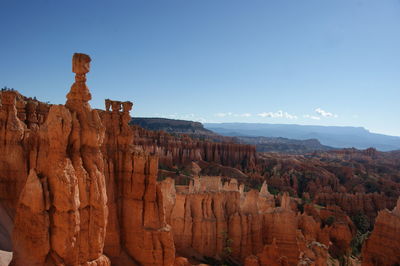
[131,118,335,154]
[130,117,232,142]
[131,117,213,135]
[236,136,333,154]
[204,123,400,151]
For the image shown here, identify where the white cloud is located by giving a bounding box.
[196,117,207,123]
[257,110,297,119]
[303,114,321,120]
[235,113,252,117]
[284,113,298,119]
[214,112,233,117]
[157,113,206,123]
[214,112,252,118]
[315,108,338,118]
[179,113,195,119]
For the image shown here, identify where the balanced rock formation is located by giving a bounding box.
[361,197,400,265]
[1,54,180,266]
[10,53,110,265]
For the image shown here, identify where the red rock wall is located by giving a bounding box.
[162,177,335,265]
[0,91,29,215]
[361,198,400,266]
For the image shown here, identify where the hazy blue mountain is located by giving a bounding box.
[204,123,400,151]
[235,136,333,154]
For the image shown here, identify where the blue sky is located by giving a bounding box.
[1,0,399,136]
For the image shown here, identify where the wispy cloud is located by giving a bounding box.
[303,114,321,120]
[235,113,252,117]
[214,112,252,118]
[257,110,298,119]
[315,108,338,118]
[157,113,207,123]
[214,112,233,117]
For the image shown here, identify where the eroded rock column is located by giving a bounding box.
[11,53,110,266]
[101,99,176,266]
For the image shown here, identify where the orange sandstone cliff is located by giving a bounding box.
[361,197,400,265]
[160,176,345,265]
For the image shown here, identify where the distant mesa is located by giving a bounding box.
[204,122,400,151]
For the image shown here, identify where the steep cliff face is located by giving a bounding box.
[0,91,38,215]
[100,100,175,266]
[161,177,338,265]
[0,91,27,251]
[361,198,400,266]
[0,92,53,254]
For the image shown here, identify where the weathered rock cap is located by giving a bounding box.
[72,53,91,74]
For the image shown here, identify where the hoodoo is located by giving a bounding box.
[1,54,178,266]
[10,53,110,265]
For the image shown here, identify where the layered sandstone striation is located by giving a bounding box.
[361,197,400,265]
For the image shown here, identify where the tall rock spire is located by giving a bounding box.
[11,53,110,266]
[66,53,92,111]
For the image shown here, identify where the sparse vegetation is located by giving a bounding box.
[351,213,370,233]
[200,232,239,266]
[325,216,336,226]
[268,186,280,195]
[350,230,370,256]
